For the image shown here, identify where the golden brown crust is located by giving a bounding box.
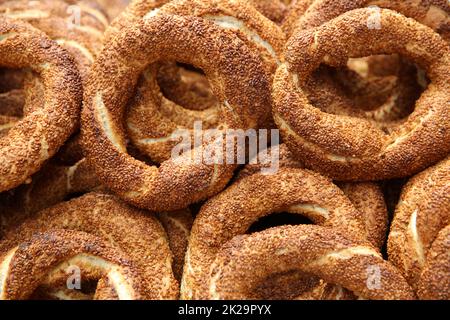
[290,0,450,41]
[157,64,218,112]
[248,0,289,24]
[388,157,449,299]
[0,17,82,192]
[417,225,450,300]
[0,0,105,82]
[0,192,178,300]
[283,0,432,134]
[0,159,101,231]
[158,210,194,281]
[82,14,271,211]
[181,167,375,299]
[337,182,388,250]
[282,0,315,35]
[0,229,148,300]
[273,9,450,181]
[239,144,389,249]
[209,225,415,300]
[123,0,284,162]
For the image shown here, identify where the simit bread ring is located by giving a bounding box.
[0,17,82,192]
[181,167,381,299]
[239,143,388,249]
[0,192,178,300]
[0,159,100,231]
[208,225,415,300]
[273,9,450,181]
[283,1,426,132]
[0,0,106,82]
[282,2,442,130]
[288,0,450,41]
[281,0,444,133]
[212,154,387,300]
[82,14,270,211]
[388,156,449,299]
[158,210,194,281]
[282,0,315,35]
[124,0,284,162]
[0,229,149,300]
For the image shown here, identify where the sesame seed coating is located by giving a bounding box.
[0,16,82,192]
[0,192,178,299]
[82,14,271,211]
[273,9,450,181]
[388,156,449,299]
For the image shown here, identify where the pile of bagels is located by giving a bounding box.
[0,0,448,300]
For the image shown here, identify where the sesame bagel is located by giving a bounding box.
[239,143,388,249]
[124,0,284,162]
[289,0,449,41]
[181,167,378,299]
[0,229,148,300]
[388,156,449,299]
[283,1,428,133]
[0,192,178,299]
[0,17,82,192]
[208,225,415,300]
[249,0,289,24]
[273,9,450,181]
[203,150,387,300]
[82,14,270,211]
[0,159,100,231]
[282,0,315,35]
[0,0,105,82]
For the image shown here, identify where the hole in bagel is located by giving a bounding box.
[0,67,26,92]
[304,54,426,133]
[157,62,220,112]
[0,67,45,138]
[247,212,313,234]
[30,278,101,300]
